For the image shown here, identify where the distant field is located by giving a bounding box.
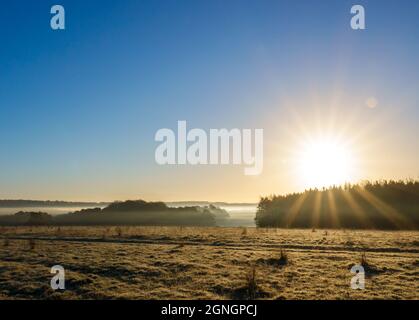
[216,205,257,227]
[0,226,418,299]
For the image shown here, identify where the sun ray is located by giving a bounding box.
[354,187,410,229]
[285,192,308,227]
[340,188,374,228]
[326,189,340,228]
[311,190,322,228]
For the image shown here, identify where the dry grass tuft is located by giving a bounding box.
[279,248,289,265]
[358,252,382,275]
[28,238,36,250]
[245,266,258,299]
[115,227,123,237]
[360,252,368,267]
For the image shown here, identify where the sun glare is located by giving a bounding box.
[297,138,354,189]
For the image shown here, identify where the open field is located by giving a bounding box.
[0,226,418,300]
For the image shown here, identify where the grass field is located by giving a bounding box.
[0,226,418,300]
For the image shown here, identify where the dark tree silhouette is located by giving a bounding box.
[255,180,419,230]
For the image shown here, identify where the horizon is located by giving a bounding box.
[0,198,258,205]
[1,178,418,205]
[1,179,418,231]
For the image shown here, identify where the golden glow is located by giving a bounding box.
[296,137,355,189]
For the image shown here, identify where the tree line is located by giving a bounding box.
[255,180,419,230]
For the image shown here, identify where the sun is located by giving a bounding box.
[296,137,355,189]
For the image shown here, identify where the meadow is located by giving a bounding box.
[0,226,417,300]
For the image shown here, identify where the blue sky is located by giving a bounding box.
[0,0,418,201]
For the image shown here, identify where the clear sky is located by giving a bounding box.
[0,0,418,202]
